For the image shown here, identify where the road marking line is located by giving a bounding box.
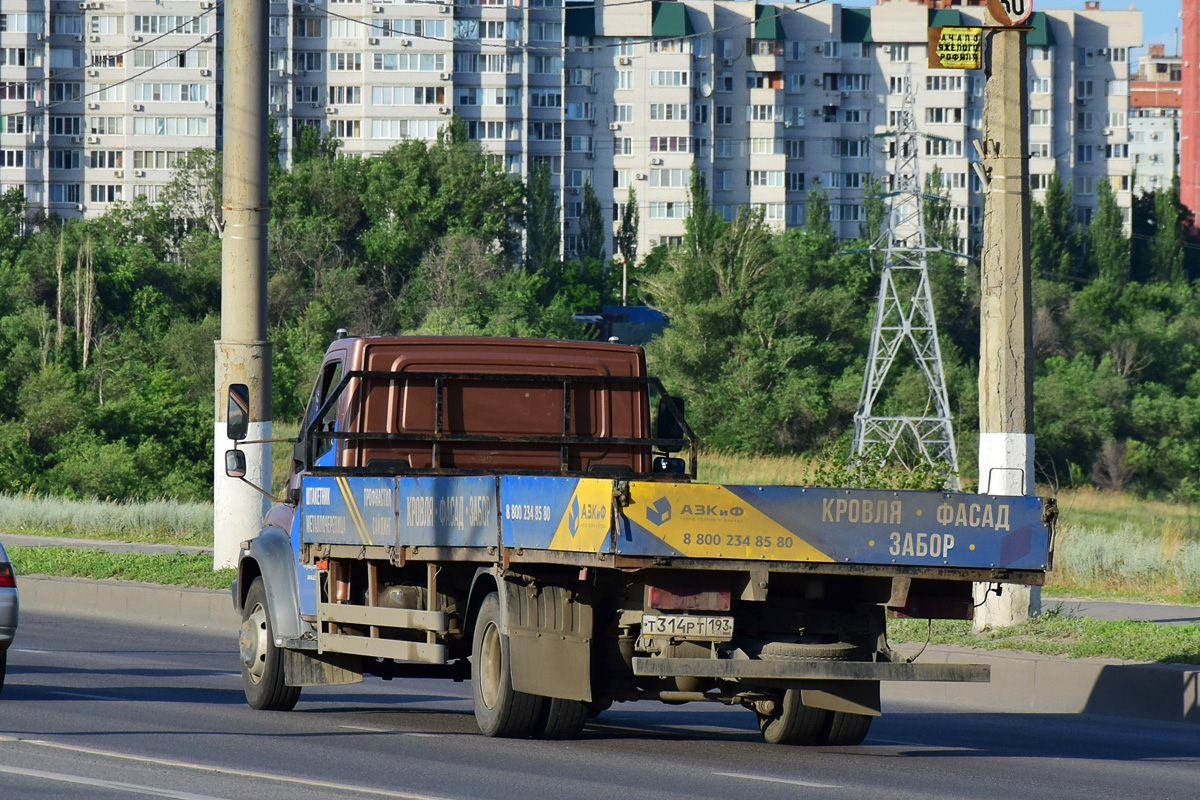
[714,771,841,789]
[404,733,439,738]
[5,737,459,800]
[0,762,234,800]
[339,724,392,733]
[49,690,121,701]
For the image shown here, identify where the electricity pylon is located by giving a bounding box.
[852,81,961,488]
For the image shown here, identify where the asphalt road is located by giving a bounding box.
[1,611,1198,800]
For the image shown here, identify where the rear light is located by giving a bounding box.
[645,585,730,612]
[0,563,15,588]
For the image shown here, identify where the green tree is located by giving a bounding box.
[1087,177,1130,287]
[525,163,560,275]
[1031,171,1080,282]
[1149,180,1185,283]
[683,169,726,258]
[577,176,606,263]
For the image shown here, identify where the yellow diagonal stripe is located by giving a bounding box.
[336,476,370,544]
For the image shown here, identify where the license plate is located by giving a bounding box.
[642,614,734,641]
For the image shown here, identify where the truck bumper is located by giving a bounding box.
[632,657,989,683]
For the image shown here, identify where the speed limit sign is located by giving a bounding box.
[987,0,1033,26]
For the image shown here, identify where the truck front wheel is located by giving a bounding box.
[240,577,301,711]
[471,592,543,737]
[756,689,828,745]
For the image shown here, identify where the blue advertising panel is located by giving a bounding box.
[619,483,1051,570]
[300,476,397,546]
[397,476,500,548]
[499,476,613,553]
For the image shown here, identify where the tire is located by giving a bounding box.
[756,689,829,745]
[757,640,864,661]
[820,711,873,746]
[536,697,589,739]
[471,592,544,738]
[0,650,6,696]
[240,577,301,711]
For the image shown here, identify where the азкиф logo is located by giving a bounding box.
[569,496,581,537]
[646,497,672,526]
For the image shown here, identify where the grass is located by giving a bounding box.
[888,610,1200,666]
[0,493,213,546]
[9,546,235,591]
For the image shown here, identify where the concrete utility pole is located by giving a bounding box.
[974,7,1037,629]
[213,0,271,570]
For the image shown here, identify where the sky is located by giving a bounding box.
[838,1,1185,57]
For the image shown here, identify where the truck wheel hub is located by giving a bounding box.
[240,605,269,683]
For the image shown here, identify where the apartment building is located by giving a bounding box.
[1129,43,1182,195]
[1,1,1142,255]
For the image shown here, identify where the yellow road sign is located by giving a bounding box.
[928,26,984,71]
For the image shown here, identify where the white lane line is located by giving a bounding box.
[404,733,439,738]
[49,690,122,701]
[714,771,841,789]
[2,737,459,800]
[0,762,234,800]
[339,724,393,733]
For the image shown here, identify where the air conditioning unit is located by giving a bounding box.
[368,38,379,45]
[277,69,286,78]
[570,188,580,195]
[87,135,99,143]
[87,69,100,77]
[1097,48,1109,56]
[587,85,597,94]
[372,4,383,11]
[723,58,733,67]
[609,122,621,131]
[311,101,320,108]
[88,35,99,42]
[132,104,143,111]
[87,102,99,109]
[635,173,647,180]
[76,204,85,211]
[73,34,84,42]
[131,35,143,42]
[585,152,594,160]
[1103,128,1113,136]
[650,158,663,165]
[325,107,337,114]
[200,69,211,77]
[89,1,103,7]
[439,72,452,80]
[114,170,123,178]
[78,2,87,9]
[618,57,631,66]
[438,106,452,114]
[201,1,214,8]
[134,170,145,177]
[400,39,412,47]
[71,136,83,143]
[812,78,823,88]
[438,4,450,12]
[840,91,849,99]
[881,45,892,53]
[814,45,823,53]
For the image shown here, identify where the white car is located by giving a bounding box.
[0,542,17,695]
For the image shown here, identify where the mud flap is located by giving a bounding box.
[283,648,364,687]
[502,580,593,703]
[802,680,881,717]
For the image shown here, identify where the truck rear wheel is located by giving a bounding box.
[240,577,301,711]
[756,689,829,745]
[820,711,873,746]
[536,697,589,739]
[471,592,544,737]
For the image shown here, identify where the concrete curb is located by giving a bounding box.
[14,575,1200,725]
[18,575,238,631]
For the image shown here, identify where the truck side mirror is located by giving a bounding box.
[656,395,686,453]
[225,448,247,479]
[227,383,250,441]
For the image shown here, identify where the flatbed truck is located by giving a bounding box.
[224,335,1055,745]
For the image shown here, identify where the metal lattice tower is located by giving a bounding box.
[852,80,960,487]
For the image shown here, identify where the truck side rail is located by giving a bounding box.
[304,370,698,480]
